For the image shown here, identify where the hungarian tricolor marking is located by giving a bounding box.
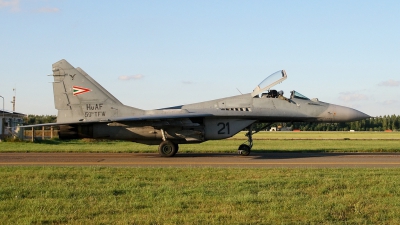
[73,86,91,96]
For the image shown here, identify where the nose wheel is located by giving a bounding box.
[238,144,251,156]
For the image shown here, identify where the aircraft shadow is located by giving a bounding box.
[175,152,399,160]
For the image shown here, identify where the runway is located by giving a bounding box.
[1,153,400,167]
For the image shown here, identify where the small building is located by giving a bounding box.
[0,110,26,139]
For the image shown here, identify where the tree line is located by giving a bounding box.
[270,115,400,131]
[24,114,399,131]
[24,115,57,127]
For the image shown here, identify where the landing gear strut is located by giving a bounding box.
[238,123,270,156]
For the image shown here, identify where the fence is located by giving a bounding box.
[21,127,59,141]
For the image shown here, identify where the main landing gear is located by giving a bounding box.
[158,129,179,157]
[238,123,270,156]
[158,140,179,157]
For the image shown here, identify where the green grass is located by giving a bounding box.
[233,131,400,140]
[1,132,399,153]
[1,132,399,224]
[1,167,400,224]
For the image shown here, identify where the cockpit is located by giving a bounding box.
[251,70,311,101]
[290,91,310,100]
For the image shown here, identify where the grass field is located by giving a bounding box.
[1,167,400,224]
[1,132,399,153]
[1,132,399,224]
[233,131,400,140]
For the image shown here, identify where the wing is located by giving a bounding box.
[19,112,213,128]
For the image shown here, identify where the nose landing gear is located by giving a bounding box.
[238,123,270,156]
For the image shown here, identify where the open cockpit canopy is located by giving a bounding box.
[251,70,287,97]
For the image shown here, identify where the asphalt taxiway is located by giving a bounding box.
[1,153,400,168]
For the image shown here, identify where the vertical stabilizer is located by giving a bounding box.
[52,59,143,123]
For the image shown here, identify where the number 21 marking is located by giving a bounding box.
[217,122,230,134]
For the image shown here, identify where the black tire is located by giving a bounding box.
[238,144,251,156]
[158,141,178,157]
[173,142,179,153]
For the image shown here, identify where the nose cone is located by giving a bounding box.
[331,105,370,122]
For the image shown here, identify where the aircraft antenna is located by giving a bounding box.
[236,88,243,95]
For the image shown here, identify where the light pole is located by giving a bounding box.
[0,95,4,140]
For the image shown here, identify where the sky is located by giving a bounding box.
[0,0,399,117]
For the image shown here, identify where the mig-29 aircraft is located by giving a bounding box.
[25,59,370,157]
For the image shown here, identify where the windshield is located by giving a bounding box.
[251,70,287,97]
[290,91,310,100]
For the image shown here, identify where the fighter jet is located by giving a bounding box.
[25,59,370,157]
